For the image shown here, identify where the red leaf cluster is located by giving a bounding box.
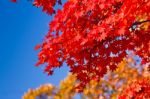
[33,0,62,15]
[35,0,150,85]
[119,78,150,98]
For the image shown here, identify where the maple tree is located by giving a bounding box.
[22,58,150,99]
[11,0,150,87]
[35,0,150,86]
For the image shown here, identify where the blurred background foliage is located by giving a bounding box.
[22,55,150,99]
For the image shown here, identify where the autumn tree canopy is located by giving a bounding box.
[12,0,150,87]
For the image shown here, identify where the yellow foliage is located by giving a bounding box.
[135,14,150,30]
[22,84,54,99]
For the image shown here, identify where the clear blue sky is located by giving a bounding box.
[0,0,69,99]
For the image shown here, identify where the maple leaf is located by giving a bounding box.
[11,0,17,3]
[34,44,41,50]
[33,0,62,15]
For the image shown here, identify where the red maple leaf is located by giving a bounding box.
[11,0,17,3]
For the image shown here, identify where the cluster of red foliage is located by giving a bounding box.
[11,0,150,89]
[33,0,62,15]
[35,0,150,85]
[119,78,150,98]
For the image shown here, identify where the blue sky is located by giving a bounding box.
[0,0,69,99]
